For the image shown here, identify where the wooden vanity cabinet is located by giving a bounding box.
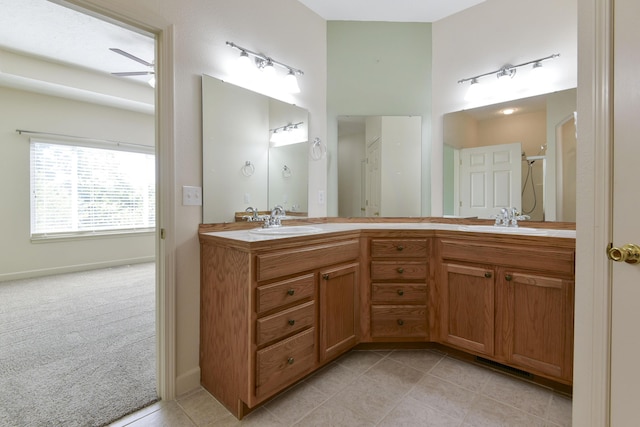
[437,237,575,384]
[199,234,360,418]
[439,262,495,355]
[368,237,430,340]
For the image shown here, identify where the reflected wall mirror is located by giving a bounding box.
[337,115,422,217]
[202,74,309,223]
[443,88,576,222]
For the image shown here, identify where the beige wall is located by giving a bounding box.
[0,85,155,280]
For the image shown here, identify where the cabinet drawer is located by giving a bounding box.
[371,283,427,304]
[255,328,316,398]
[371,261,427,280]
[256,301,315,346]
[256,274,314,315]
[371,305,427,338]
[371,239,428,258]
[257,240,360,282]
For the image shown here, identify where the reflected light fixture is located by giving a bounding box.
[270,122,305,146]
[226,41,304,93]
[459,53,559,102]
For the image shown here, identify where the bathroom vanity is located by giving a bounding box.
[199,220,575,419]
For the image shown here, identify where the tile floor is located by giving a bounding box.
[110,349,572,427]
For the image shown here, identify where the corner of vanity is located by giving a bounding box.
[198,219,576,419]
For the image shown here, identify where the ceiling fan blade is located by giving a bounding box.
[112,71,154,76]
[109,48,154,67]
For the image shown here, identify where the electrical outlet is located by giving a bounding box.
[318,190,325,204]
[182,186,202,206]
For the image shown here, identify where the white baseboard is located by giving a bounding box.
[176,366,201,397]
[0,256,155,282]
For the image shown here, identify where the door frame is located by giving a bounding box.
[574,0,613,425]
[56,0,177,401]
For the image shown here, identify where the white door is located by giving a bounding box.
[609,0,640,424]
[365,137,381,216]
[459,142,521,218]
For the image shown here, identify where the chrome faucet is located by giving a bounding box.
[244,206,260,222]
[264,205,285,228]
[494,207,530,227]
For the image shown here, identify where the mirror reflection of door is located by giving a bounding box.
[365,136,381,216]
[338,115,422,217]
[458,142,522,219]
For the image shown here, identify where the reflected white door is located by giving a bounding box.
[610,0,640,424]
[459,142,522,218]
[365,137,381,216]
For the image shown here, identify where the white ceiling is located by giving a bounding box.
[0,0,155,83]
[296,0,485,22]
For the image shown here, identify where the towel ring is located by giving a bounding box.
[241,161,255,177]
[310,137,326,160]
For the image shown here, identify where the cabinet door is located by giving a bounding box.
[497,270,574,381]
[319,263,359,362]
[440,263,495,355]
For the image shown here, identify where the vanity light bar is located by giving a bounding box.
[270,122,303,134]
[226,41,304,76]
[458,53,560,84]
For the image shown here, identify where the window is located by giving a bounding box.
[30,139,155,239]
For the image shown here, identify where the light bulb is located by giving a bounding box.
[262,59,276,77]
[464,78,484,102]
[283,69,300,93]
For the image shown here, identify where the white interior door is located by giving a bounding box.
[610,0,640,424]
[365,137,381,217]
[459,142,521,218]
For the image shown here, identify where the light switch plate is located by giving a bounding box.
[182,186,202,206]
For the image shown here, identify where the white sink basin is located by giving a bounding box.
[458,225,548,236]
[249,225,322,236]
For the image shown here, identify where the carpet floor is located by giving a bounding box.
[0,263,157,427]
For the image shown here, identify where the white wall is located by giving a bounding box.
[432,0,578,215]
[0,85,155,280]
[68,0,327,395]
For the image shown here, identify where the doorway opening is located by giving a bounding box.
[0,0,159,425]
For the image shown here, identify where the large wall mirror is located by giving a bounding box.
[202,74,309,223]
[443,88,576,222]
[337,115,422,217]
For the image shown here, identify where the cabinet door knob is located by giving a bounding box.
[397,319,404,326]
[322,273,330,280]
[505,274,513,281]
[484,271,492,278]
[396,245,404,251]
[287,289,295,296]
[397,267,404,274]
[397,289,404,296]
[288,319,295,326]
[287,357,294,365]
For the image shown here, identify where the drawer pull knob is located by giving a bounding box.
[505,274,513,281]
[396,245,404,251]
[397,267,404,274]
[287,289,295,296]
[322,274,330,280]
[397,319,404,326]
[287,357,295,365]
[288,319,295,326]
[484,272,492,278]
[397,289,404,296]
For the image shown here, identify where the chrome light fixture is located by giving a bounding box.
[226,41,304,93]
[459,53,560,102]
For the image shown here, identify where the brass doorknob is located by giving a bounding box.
[608,243,640,264]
